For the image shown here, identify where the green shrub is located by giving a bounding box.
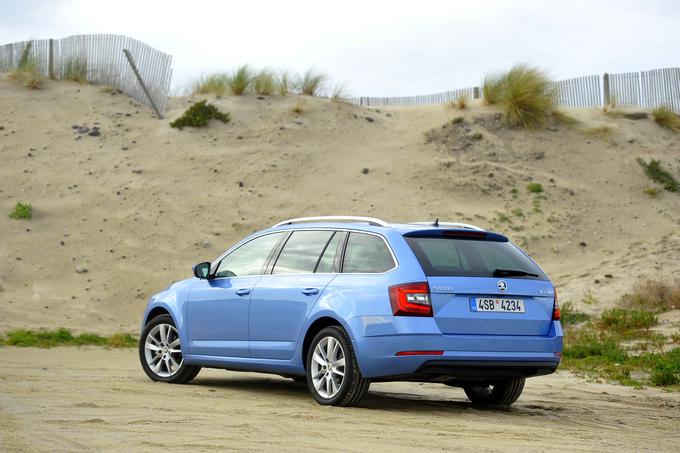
[227,65,251,95]
[497,64,555,128]
[527,182,543,193]
[470,132,483,140]
[563,328,626,362]
[451,116,464,125]
[62,57,88,83]
[191,73,229,96]
[600,308,656,331]
[253,69,276,95]
[650,349,680,386]
[170,101,230,129]
[637,158,679,192]
[9,202,32,220]
[482,72,503,105]
[3,328,137,348]
[560,301,590,325]
[298,68,327,96]
[651,106,680,132]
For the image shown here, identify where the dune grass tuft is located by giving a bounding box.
[298,68,327,96]
[651,106,680,132]
[622,279,680,311]
[170,100,230,129]
[497,64,555,129]
[9,202,32,220]
[330,82,350,102]
[10,42,45,89]
[276,71,291,96]
[636,158,679,192]
[191,73,230,97]
[454,91,468,109]
[62,57,88,83]
[2,328,137,348]
[600,308,657,332]
[586,125,615,141]
[253,69,276,96]
[482,72,503,105]
[227,65,252,95]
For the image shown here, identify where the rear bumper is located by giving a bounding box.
[347,316,562,379]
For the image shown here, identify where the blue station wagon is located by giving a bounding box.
[139,216,563,407]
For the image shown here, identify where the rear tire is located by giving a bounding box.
[463,377,525,406]
[306,326,370,407]
[139,314,201,384]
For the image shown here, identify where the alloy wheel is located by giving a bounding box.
[143,323,183,378]
[311,336,346,398]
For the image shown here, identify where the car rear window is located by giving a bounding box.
[405,237,547,280]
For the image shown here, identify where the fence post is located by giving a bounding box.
[48,39,55,79]
[123,49,163,119]
[473,86,480,99]
[603,73,610,106]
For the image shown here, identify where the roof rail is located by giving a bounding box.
[272,216,390,228]
[409,221,484,231]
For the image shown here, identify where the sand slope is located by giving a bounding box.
[1,76,680,333]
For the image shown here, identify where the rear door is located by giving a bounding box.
[249,230,342,359]
[405,233,555,336]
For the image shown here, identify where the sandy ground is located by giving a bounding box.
[1,76,680,333]
[0,347,679,452]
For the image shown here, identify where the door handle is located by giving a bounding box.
[301,288,320,296]
[235,288,251,296]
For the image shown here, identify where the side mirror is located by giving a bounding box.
[193,262,212,279]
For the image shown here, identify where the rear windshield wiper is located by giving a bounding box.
[493,268,539,278]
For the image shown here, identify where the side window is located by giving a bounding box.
[272,231,334,275]
[315,232,342,273]
[342,233,395,273]
[215,233,284,278]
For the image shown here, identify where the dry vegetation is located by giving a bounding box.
[191,65,334,98]
[652,106,680,131]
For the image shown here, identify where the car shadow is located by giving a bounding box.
[190,374,526,414]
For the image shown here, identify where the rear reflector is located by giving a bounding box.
[395,350,444,356]
[389,282,432,317]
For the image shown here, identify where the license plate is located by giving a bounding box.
[471,298,525,313]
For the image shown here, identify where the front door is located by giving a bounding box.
[186,232,285,357]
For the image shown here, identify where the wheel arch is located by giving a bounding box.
[143,305,176,328]
[301,315,354,371]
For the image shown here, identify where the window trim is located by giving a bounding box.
[210,228,398,279]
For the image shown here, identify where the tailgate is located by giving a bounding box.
[428,276,555,336]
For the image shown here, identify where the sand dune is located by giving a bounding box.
[1,76,679,333]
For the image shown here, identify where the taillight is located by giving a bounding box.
[552,287,561,321]
[389,282,432,317]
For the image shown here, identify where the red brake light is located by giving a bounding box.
[552,287,560,321]
[389,282,432,317]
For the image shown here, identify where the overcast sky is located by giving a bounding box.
[1,0,679,96]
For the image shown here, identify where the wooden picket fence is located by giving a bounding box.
[346,67,680,113]
[0,34,173,116]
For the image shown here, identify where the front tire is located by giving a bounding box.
[139,314,200,384]
[306,326,370,407]
[463,377,525,406]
